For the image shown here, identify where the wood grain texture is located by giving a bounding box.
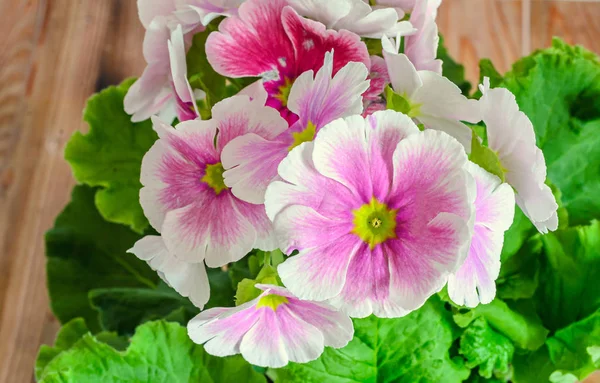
[0,0,599,382]
[0,0,145,382]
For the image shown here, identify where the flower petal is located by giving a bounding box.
[240,309,288,367]
[381,46,422,98]
[128,235,210,308]
[417,114,473,151]
[287,299,354,348]
[404,0,442,73]
[277,305,325,364]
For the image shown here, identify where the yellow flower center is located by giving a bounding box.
[289,121,316,151]
[351,198,398,249]
[256,294,289,311]
[274,77,294,107]
[201,162,227,195]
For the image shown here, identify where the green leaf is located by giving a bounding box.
[64,79,158,233]
[500,206,535,262]
[438,35,471,95]
[471,59,503,99]
[546,310,600,380]
[385,86,412,115]
[459,317,514,379]
[45,186,158,332]
[453,298,549,351]
[501,38,600,225]
[536,221,600,331]
[38,321,266,383]
[512,345,555,383]
[469,134,505,182]
[497,236,542,300]
[35,319,89,380]
[270,296,470,383]
[89,284,199,335]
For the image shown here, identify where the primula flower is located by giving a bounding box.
[382,36,480,149]
[404,0,442,73]
[265,110,475,317]
[205,0,370,123]
[125,23,202,122]
[447,163,515,307]
[128,235,210,308]
[139,94,287,266]
[369,0,441,18]
[187,284,353,367]
[222,51,370,204]
[362,55,390,116]
[479,78,559,233]
[287,0,415,38]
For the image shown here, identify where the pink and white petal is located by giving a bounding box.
[187,300,261,357]
[277,305,325,364]
[381,47,422,98]
[168,25,196,107]
[363,55,390,101]
[447,226,504,307]
[212,95,288,151]
[287,299,354,348]
[222,134,289,204]
[366,110,420,200]
[288,52,369,129]
[273,205,353,253]
[286,0,352,29]
[413,71,481,123]
[240,309,288,367]
[124,65,171,122]
[389,130,474,228]
[417,115,473,151]
[467,162,516,231]
[238,79,269,105]
[333,1,404,39]
[238,199,279,251]
[206,0,295,78]
[404,0,441,74]
[312,116,373,202]
[387,212,472,311]
[282,6,370,75]
[516,185,559,234]
[255,284,296,298]
[138,0,177,29]
[128,236,210,308]
[278,234,363,301]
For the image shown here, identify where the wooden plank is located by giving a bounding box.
[437,0,524,85]
[530,0,600,53]
[0,0,145,382]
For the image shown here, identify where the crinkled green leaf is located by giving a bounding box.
[453,298,548,351]
[45,186,158,332]
[438,35,471,95]
[38,321,266,383]
[459,317,514,379]
[547,310,600,381]
[64,79,157,233]
[270,296,470,383]
[501,38,600,225]
[536,221,600,331]
[497,236,542,300]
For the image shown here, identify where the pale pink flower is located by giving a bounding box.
[128,235,210,308]
[287,0,415,38]
[405,0,442,73]
[382,36,480,149]
[447,163,515,307]
[265,110,475,318]
[221,51,370,204]
[205,0,371,123]
[139,94,287,266]
[479,78,558,233]
[187,284,353,367]
[175,0,246,32]
[369,0,441,19]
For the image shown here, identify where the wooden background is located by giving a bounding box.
[0,0,599,381]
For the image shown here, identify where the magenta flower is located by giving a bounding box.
[221,51,370,204]
[139,94,287,267]
[187,284,353,367]
[362,55,390,116]
[205,0,370,123]
[265,110,475,318]
[448,163,515,307]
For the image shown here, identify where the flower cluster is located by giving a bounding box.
[127,0,558,367]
